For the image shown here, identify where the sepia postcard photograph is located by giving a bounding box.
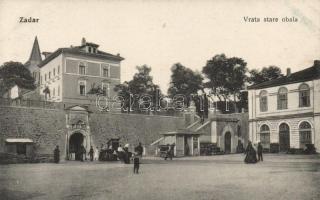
[0,0,319,199]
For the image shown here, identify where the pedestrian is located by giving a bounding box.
[117,145,124,161]
[135,142,143,156]
[133,153,140,174]
[81,145,86,162]
[185,143,190,156]
[257,142,263,162]
[244,141,257,164]
[89,146,94,161]
[54,145,60,163]
[165,144,174,160]
[94,146,99,161]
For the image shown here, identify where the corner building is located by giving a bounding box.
[38,38,124,106]
[248,60,320,152]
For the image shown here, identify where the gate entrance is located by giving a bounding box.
[279,123,290,152]
[225,131,231,154]
[69,132,84,161]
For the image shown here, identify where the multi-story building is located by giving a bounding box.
[247,60,320,152]
[37,38,124,106]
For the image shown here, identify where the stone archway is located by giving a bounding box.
[69,132,84,161]
[221,125,235,153]
[224,132,231,154]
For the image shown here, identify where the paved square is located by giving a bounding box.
[0,154,319,200]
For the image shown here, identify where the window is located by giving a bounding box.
[299,84,310,107]
[299,121,312,148]
[277,87,288,110]
[40,76,42,84]
[79,80,86,96]
[57,65,60,74]
[260,124,270,148]
[79,62,86,75]
[58,85,60,96]
[259,90,268,112]
[237,125,241,137]
[45,74,47,81]
[102,83,110,96]
[88,47,92,53]
[101,65,110,77]
[49,72,51,79]
[53,68,56,76]
[33,72,37,79]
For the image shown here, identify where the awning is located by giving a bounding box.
[5,138,33,143]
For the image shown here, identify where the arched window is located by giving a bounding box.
[259,90,268,112]
[299,121,312,148]
[260,124,270,149]
[277,87,288,110]
[299,84,310,107]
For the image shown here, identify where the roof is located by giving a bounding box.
[38,47,124,68]
[5,138,33,143]
[248,63,320,90]
[162,129,200,136]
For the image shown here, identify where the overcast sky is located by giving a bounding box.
[0,0,319,93]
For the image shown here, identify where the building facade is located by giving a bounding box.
[248,61,320,152]
[28,37,124,106]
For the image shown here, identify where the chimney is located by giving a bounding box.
[81,37,86,46]
[314,60,320,68]
[286,68,291,76]
[42,52,52,58]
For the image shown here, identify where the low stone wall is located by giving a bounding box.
[0,106,185,163]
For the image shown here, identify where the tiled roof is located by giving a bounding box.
[248,62,320,90]
[38,47,124,67]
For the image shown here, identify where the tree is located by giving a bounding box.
[0,61,36,96]
[248,66,283,85]
[114,65,161,112]
[202,54,247,112]
[167,63,203,106]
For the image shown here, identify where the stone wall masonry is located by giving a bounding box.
[89,112,185,150]
[0,106,186,161]
[0,106,67,158]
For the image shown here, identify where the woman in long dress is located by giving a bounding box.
[94,147,99,161]
[244,141,258,164]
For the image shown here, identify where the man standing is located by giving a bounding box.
[81,145,86,162]
[257,142,263,162]
[54,145,60,163]
[89,146,94,161]
[135,142,143,156]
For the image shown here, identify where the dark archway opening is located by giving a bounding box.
[69,132,84,161]
[225,132,231,154]
[279,123,290,152]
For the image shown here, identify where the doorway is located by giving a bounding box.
[279,123,290,152]
[184,136,190,156]
[69,132,84,160]
[224,132,231,154]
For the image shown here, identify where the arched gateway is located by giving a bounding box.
[65,105,91,161]
[69,132,84,160]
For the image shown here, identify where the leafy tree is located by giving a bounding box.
[167,63,203,106]
[248,66,283,85]
[114,65,161,112]
[202,54,247,112]
[0,61,35,96]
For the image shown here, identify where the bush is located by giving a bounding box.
[270,143,279,153]
[304,144,317,154]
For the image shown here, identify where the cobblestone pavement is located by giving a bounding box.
[0,154,319,200]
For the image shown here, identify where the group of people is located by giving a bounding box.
[244,141,263,164]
